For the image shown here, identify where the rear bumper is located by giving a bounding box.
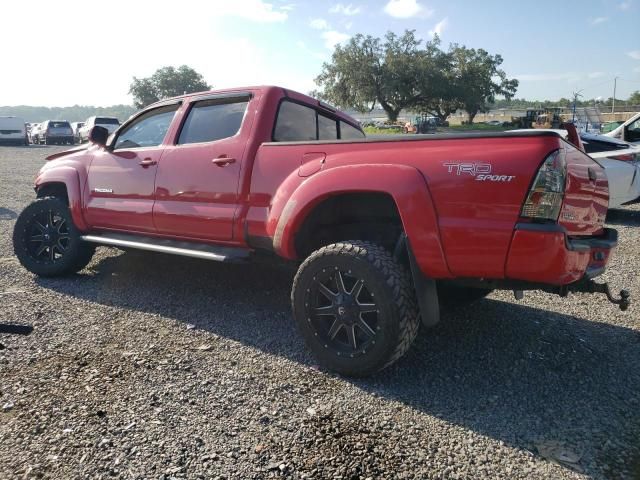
[45,135,74,142]
[505,223,617,285]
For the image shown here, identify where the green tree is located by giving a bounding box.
[450,45,518,124]
[129,65,210,109]
[315,31,426,122]
[414,36,461,122]
[629,90,640,105]
[315,30,519,124]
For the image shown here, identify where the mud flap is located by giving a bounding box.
[402,236,440,327]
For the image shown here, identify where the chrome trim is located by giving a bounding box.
[81,235,228,261]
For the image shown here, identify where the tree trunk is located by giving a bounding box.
[467,110,478,124]
[435,110,449,122]
[379,99,401,123]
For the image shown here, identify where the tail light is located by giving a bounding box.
[521,149,567,221]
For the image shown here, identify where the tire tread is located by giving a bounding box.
[292,240,419,375]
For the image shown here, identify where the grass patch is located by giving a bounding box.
[363,126,404,135]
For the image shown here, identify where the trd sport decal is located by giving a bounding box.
[443,163,515,182]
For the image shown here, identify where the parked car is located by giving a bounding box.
[581,131,640,208]
[0,116,28,146]
[606,112,640,145]
[78,117,120,143]
[12,86,630,376]
[512,128,640,208]
[35,120,75,145]
[70,122,85,143]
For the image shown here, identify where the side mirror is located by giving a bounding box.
[88,126,109,147]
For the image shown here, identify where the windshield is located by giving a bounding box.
[96,117,119,125]
[49,121,70,128]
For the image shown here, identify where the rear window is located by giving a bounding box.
[178,98,248,145]
[49,121,71,128]
[340,121,365,140]
[96,117,120,125]
[273,101,317,142]
[318,114,338,140]
[273,100,364,142]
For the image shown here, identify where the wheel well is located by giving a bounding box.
[294,193,404,258]
[37,183,69,205]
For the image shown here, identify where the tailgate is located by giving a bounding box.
[558,143,608,236]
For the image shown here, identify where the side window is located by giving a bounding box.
[340,121,365,140]
[273,101,317,142]
[178,99,248,145]
[628,118,640,142]
[318,114,338,140]
[114,105,178,150]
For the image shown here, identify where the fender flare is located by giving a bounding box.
[268,163,452,279]
[35,166,88,231]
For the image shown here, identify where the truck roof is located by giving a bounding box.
[148,85,359,126]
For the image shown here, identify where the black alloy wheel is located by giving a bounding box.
[25,208,70,263]
[307,266,380,356]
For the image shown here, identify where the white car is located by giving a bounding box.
[78,116,120,143]
[606,112,640,145]
[510,128,640,209]
[590,150,640,208]
[0,116,28,146]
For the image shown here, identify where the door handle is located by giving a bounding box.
[139,158,157,167]
[212,155,236,167]
[588,167,597,182]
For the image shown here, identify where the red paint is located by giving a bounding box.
[32,86,615,287]
[506,229,589,285]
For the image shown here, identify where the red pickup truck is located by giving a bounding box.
[13,86,630,376]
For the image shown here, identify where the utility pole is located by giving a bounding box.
[611,76,618,113]
[572,90,583,124]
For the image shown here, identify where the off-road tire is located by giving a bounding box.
[13,197,95,277]
[292,241,420,376]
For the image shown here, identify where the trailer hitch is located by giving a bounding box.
[563,280,631,311]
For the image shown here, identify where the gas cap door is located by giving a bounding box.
[299,152,326,177]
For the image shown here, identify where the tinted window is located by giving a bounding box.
[178,99,248,144]
[318,114,337,140]
[50,121,70,128]
[114,105,178,149]
[274,101,316,142]
[340,121,365,140]
[96,117,120,125]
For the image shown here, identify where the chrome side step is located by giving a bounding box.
[81,233,251,262]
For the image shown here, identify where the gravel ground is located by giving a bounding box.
[1,145,639,479]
